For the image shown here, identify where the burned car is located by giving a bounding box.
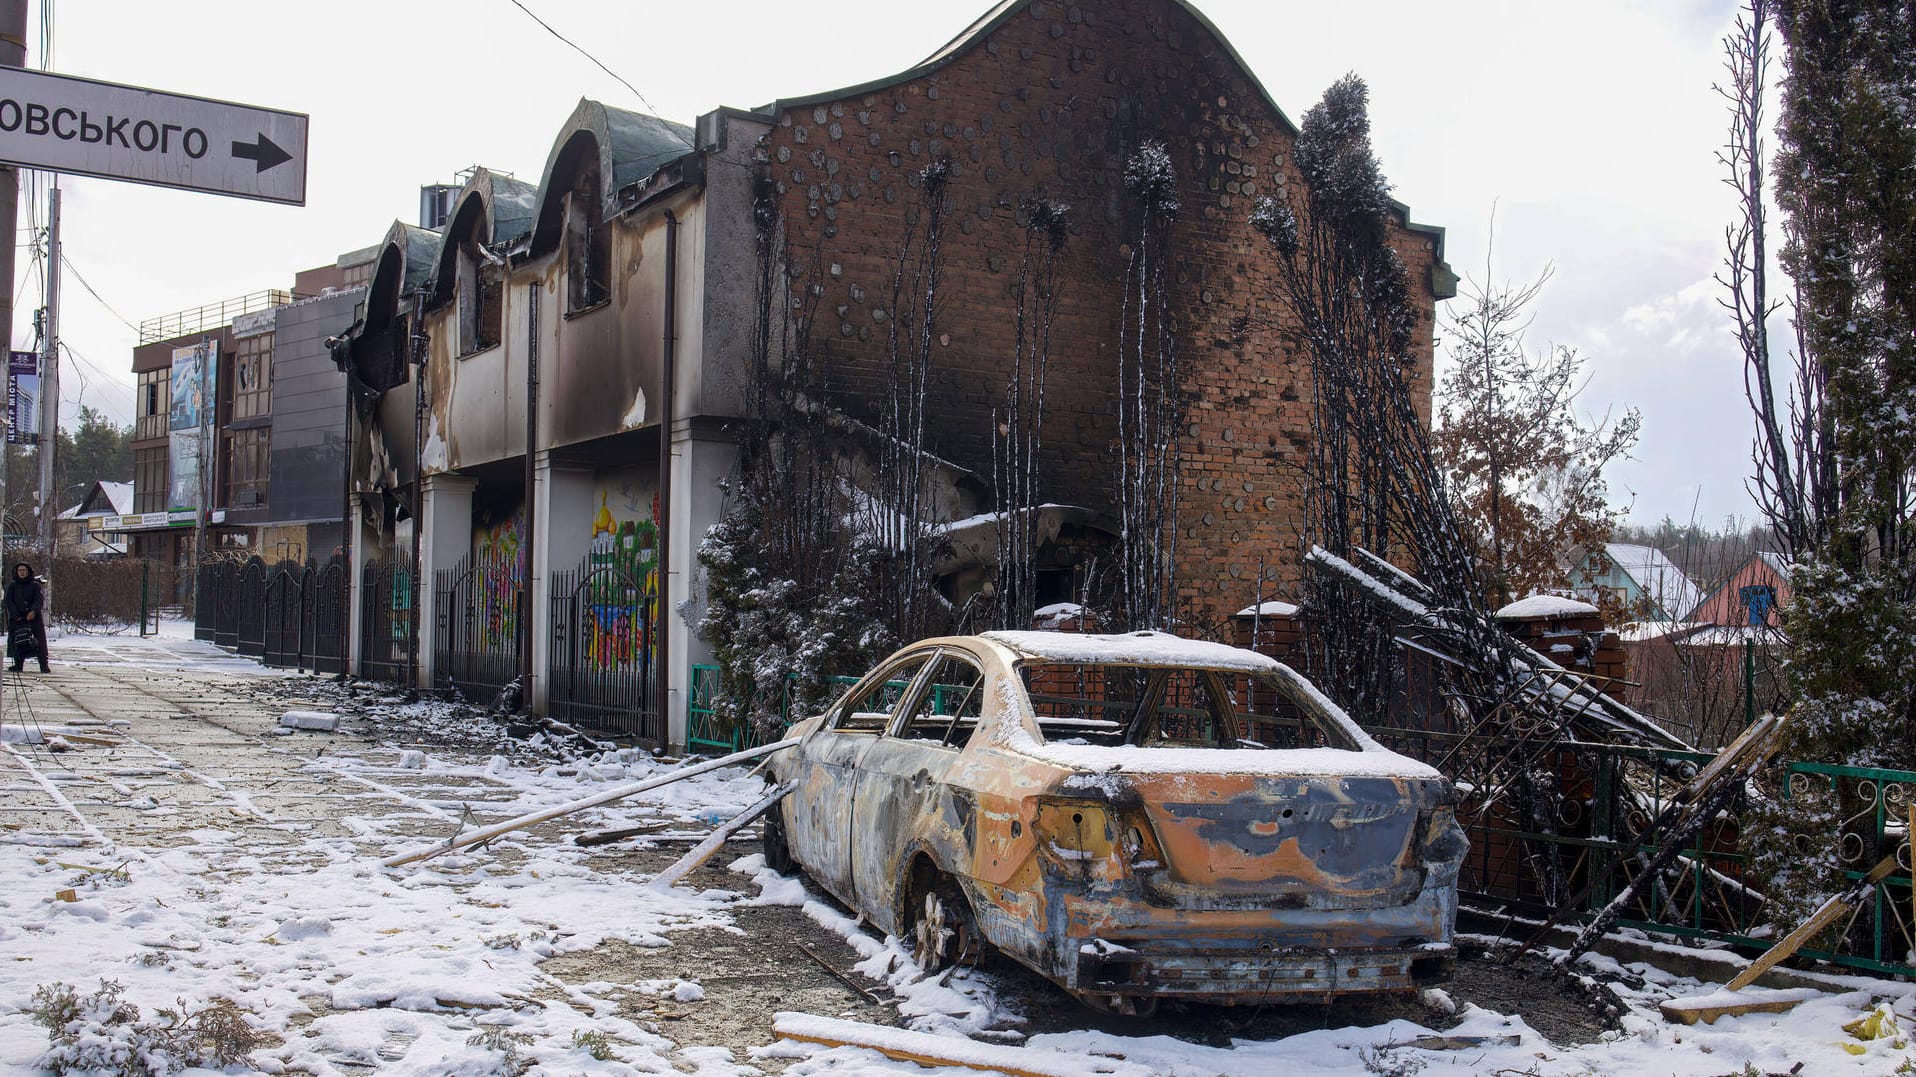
[762,630,1467,1013]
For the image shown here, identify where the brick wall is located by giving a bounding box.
[763,0,1443,633]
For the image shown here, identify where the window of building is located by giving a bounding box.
[223,427,269,508]
[230,334,272,421]
[134,369,169,441]
[457,240,503,354]
[565,170,609,312]
[133,446,167,512]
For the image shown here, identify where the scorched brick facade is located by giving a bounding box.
[761,0,1452,632]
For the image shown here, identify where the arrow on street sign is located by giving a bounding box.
[0,67,307,205]
[230,133,292,173]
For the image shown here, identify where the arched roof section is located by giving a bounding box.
[528,98,694,256]
[343,221,443,393]
[426,170,539,309]
[365,221,443,325]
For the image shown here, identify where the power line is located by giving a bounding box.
[58,254,139,333]
[503,0,690,142]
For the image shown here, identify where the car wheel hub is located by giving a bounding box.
[914,891,959,972]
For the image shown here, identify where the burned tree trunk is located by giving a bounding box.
[989,197,1070,629]
[1114,140,1185,632]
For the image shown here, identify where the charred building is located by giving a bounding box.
[335,0,1453,746]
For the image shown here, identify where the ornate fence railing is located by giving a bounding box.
[432,549,523,705]
[548,559,658,744]
[190,555,346,676]
[233,559,267,656]
[358,558,413,685]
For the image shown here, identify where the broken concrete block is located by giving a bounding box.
[279,710,341,732]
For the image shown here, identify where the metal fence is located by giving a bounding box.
[359,558,414,685]
[548,559,659,743]
[234,559,267,656]
[432,549,523,705]
[686,665,861,754]
[192,555,346,675]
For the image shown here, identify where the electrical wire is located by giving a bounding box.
[503,0,690,144]
[58,255,139,334]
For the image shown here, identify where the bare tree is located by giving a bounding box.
[1436,233,1640,609]
[990,197,1070,629]
[1114,140,1185,632]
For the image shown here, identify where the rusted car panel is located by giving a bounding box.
[766,631,1467,1011]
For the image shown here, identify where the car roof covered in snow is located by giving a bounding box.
[979,630,1281,673]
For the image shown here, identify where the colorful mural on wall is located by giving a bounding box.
[473,506,524,647]
[581,487,659,673]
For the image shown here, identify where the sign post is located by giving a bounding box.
[0,67,307,204]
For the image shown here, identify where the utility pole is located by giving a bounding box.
[0,0,22,557]
[36,184,57,557]
[0,0,23,370]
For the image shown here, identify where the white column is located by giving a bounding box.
[530,454,595,713]
[666,430,736,748]
[416,474,476,690]
[347,498,370,676]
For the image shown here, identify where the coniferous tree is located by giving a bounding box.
[1768,0,1916,770]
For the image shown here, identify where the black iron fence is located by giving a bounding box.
[432,549,524,704]
[191,555,347,675]
[359,558,414,685]
[548,558,660,744]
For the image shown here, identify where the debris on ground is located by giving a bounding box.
[277,709,340,732]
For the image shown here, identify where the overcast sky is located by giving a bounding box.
[23,0,1757,528]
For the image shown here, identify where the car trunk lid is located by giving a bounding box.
[1132,771,1443,910]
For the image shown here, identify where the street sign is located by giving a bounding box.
[0,67,306,205]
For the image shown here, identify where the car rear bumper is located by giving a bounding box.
[1070,939,1455,1003]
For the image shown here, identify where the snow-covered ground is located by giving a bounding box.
[0,631,1911,1075]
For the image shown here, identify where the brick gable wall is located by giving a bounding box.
[760,0,1442,633]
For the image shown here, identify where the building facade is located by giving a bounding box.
[126,255,370,587]
[337,0,1454,746]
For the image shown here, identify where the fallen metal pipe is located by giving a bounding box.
[381,740,793,868]
[649,780,793,890]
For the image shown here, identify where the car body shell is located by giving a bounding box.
[766,630,1466,1007]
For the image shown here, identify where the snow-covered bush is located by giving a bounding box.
[28,980,264,1076]
[697,484,893,740]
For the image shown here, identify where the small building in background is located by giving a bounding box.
[55,480,132,558]
[1688,551,1790,629]
[1568,542,1703,622]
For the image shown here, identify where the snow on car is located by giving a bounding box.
[762,630,1469,1014]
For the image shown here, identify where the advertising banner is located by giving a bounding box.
[168,340,216,511]
[169,340,215,431]
[7,349,39,444]
[168,430,201,511]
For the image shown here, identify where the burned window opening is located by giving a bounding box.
[456,239,504,355]
[565,169,610,312]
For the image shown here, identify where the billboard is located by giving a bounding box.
[6,350,38,444]
[169,340,215,430]
[168,431,202,511]
[168,341,216,512]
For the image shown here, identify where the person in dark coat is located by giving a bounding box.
[5,561,49,672]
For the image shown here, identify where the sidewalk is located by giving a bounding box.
[0,630,832,1075]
